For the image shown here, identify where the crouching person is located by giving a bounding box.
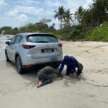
[58,55,83,77]
[37,66,59,88]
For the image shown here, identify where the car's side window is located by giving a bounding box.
[10,37,16,44]
[14,36,22,44]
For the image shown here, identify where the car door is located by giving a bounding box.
[6,37,16,62]
[7,35,22,62]
[11,35,23,62]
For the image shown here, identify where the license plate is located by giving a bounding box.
[41,48,54,53]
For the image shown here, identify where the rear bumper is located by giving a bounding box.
[21,54,63,66]
[23,61,61,70]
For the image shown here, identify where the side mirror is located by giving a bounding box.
[5,40,11,45]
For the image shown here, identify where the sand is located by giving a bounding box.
[0,38,108,108]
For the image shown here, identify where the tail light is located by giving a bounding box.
[58,43,62,47]
[22,44,35,49]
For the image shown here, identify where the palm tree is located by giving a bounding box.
[63,9,72,27]
[75,6,85,24]
[55,6,65,29]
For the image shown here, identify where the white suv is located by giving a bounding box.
[5,33,63,74]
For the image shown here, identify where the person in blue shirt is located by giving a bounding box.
[58,55,83,77]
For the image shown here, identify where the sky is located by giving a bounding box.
[0,0,93,28]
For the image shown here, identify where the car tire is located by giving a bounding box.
[16,56,24,74]
[5,50,10,62]
[52,62,60,68]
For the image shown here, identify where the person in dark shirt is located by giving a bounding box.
[58,55,83,77]
[37,66,59,88]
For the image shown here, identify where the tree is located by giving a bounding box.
[75,0,108,31]
[49,23,55,30]
[0,26,13,34]
[39,18,51,24]
[55,6,65,29]
[12,27,18,34]
[75,6,85,24]
[93,0,108,24]
[63,9,72,27]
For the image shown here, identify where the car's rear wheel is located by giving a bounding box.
[52,62,60,68]
[16,56,24,74]
[5,50,10,62]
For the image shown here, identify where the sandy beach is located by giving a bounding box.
[0,37,108,108]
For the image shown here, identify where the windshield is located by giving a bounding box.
[27,34,58,43]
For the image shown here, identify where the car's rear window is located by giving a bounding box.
[27,34,58,43]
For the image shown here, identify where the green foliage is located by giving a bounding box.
[74,0,108,30]
[85,22,108,41]
[0,26,12,34]
[75,6,85,24]
[55,6,72,29]
[55,21,108,42]
[53,25,84,41]
[0,21,55,35]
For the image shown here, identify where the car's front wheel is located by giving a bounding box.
[15,56,24,74]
